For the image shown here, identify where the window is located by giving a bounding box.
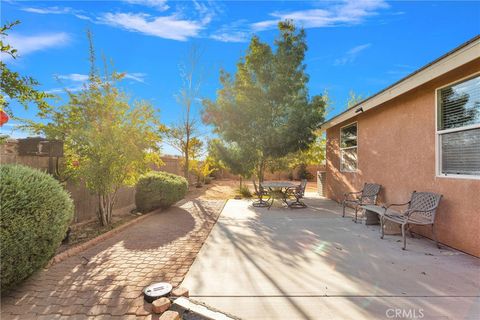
[340,122,358,172]
[437,74,480,178]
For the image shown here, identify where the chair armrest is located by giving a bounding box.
[344,191,362,200]
[344,191,362,196]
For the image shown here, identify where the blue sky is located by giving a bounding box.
[2,0,479,155]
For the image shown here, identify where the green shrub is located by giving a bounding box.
[238,185,252,198]
[297,164,313,180]
[0,164,74,291]
[135,171,188,212]
[287,171,294,181]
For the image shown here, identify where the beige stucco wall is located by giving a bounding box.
[325,58,480,257]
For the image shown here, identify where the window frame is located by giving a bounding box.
[435,72,480,180]
[339,121,358,173]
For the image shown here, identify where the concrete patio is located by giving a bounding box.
[182,194,480,320]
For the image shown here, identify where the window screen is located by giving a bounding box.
[438,75,480,176]
[441,128,480,175]
[439,76,480,130]
[340,123,358,172]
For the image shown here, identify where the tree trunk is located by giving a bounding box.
[97,191,117,226]
[239,176,243,189]
[184,120,190,181]
[184,140,189,179]
[257,160,266,183]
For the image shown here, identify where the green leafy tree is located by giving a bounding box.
[267,131,325,179]
[203,21,325,182]
[187,136,204,161]
[29,31,162,226]
[208,139,255,188]
[346,90,365,109]
[1,21,51,115]
[185,137,205,186]
[287,133,326,168]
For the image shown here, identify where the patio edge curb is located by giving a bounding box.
[47,210,157,267]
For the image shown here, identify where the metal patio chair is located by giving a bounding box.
[286,179,308,208]
[380,191,443,250]
[343,183,381,222]
[252,180,270,207]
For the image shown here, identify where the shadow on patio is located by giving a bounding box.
[182,195,480,320]
[1,199,225,319]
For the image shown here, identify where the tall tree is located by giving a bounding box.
[165,46,204,180]
[203,21,326,181]
[0,21,51,116]
[208,139,255,188]
[346,90,365,109]
[29,31,162,226]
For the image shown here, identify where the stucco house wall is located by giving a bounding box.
[325,58,480,257]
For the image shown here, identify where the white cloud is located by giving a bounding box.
[45,85,84,95]
[252,0,389,31]
[100,0,217,41]
[210,19,250,43]
[56,72,146,83]
[124,72,147,83]
[334,43,371,65]
[56,73,90,82]
[2,33,70,59]
[210,31,249,43]
[21,2,218,42]
[99,12,207,41]
[22,6,73,14]
[74,14,92,21]
[48,72,147,94]
[123,0,169,11]
[21,6,93,21]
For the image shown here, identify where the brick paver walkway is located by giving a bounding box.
[1,199,225,320]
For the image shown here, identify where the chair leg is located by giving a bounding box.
[283,192,291,207]
[432,224,441,249]
[253,194,270,207]
[380,216,384,239]
[342,201,346,217]
[353,206,358,223]
[401,223,407,250]
[288,194,307,209]
[268,196,274,210]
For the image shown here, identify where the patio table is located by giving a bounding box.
[360,204,383,225]
[261,181,299,209]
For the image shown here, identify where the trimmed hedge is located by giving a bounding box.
[135,171,188,212]
[0,164,74,291]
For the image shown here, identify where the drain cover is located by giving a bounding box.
[143,282,173,303]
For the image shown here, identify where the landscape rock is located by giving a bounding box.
[159,310,180,320]
[152,297,171,314]
[171,286,189,298]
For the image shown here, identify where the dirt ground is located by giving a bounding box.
[186,178,318,201]
[185,179,240,200]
